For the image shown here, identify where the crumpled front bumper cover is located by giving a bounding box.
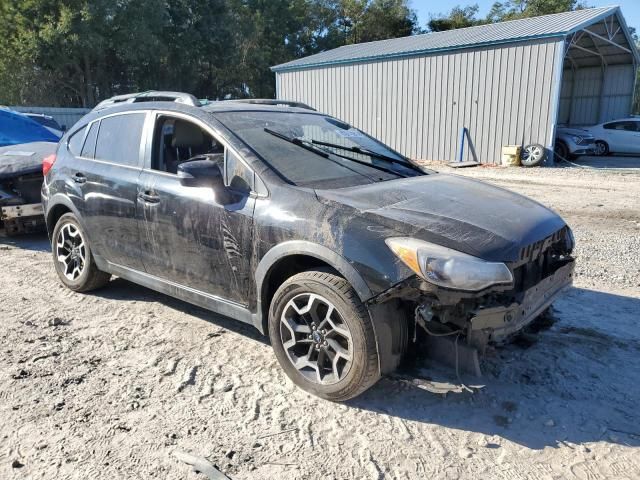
[469,260,575,342]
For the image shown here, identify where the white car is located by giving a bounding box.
[583,118,640,156]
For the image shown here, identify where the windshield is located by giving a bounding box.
[215,111,422,188]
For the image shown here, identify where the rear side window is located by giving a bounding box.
[81,122,99,158]
[67,127,86,156]
[603,121,637,131]
[95,113,145,167]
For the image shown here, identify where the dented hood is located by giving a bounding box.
[316,174,567,262]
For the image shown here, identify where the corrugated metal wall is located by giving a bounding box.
[276,38,564,163]
[10,107,90,130]
[558,64,635,125]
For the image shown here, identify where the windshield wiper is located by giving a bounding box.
[264,128,405,178]
[264,127,330,159]
[309,139,424,174]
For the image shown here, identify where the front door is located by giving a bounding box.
[136,113,255,305]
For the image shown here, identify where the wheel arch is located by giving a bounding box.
[254,241,373,335]
[45,196,76,237]
[45,195,93,244]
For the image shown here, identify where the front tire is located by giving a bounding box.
[52,213,110,292]
[268,270,380,401]
[553,141,569,162]
[595,140,609,156]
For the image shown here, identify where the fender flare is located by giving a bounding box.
[44,194,92,243]
[253,240,373,332]
[253,240,406,375]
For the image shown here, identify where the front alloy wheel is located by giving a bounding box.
[280,293,353,385]
[269,270,380,401]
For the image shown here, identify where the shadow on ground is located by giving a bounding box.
[561,154,640,170]
[4,232,640,451]
[353,288,640,450]
[0,231,50,252]
[95,277,269,345]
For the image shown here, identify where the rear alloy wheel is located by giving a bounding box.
[56,222,86,281]
[269,270,380,401]
[595,140,609,156]
[521,143,546,167]
[52,213,110,292]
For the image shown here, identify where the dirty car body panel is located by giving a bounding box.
[42,96,575,387]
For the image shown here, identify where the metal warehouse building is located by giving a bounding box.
[272,6,639,164]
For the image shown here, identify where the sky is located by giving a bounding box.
[412,1,640,33]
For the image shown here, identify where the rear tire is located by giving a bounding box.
[51,213,110,292]
[268,270,380,401]
[595,140,609,156]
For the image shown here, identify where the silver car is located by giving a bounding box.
[554,127,596,160]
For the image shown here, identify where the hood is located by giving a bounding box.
[557,127,593,137]
[316,174,567,262]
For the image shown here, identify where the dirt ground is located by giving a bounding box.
[1,158,639,480]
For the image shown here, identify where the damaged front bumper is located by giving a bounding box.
[468,261,574,343]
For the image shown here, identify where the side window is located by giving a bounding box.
[67,127,86,156]
[95,113,146,167]
[604,121,635,131]
[225,149,254,192]
[151,116,224,174]
[81,122,99,158]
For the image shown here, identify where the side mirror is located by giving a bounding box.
[177,157,224,189]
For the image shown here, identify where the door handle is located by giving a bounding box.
[73,172,87,184]
[138,190,160,204]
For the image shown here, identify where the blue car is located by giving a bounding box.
[0,109,59,235]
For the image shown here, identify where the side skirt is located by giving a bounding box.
[97,257,256,327]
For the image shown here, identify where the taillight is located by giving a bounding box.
[42,154,57,175]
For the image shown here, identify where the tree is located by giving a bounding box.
[486,0,587,22]
[427,5,482,32]
[316,0,417,46]
[0,0,420,106]
[427,0,588,32]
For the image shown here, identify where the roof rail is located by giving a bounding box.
[223,99,316,111]
[93,91,200,111]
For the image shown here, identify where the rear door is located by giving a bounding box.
[71,111,148,270]
[602,121,639,153]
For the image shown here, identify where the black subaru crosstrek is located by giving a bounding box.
[42,91,575,401]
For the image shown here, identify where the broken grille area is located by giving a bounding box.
[512,226,573,293]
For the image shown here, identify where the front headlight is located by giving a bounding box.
[571,135,583,144]
[385,237,513,292]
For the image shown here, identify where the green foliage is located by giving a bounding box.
[0,0,418,106]
[428,0,589,32]
[427,5,482,32]
[486,0,588,22]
